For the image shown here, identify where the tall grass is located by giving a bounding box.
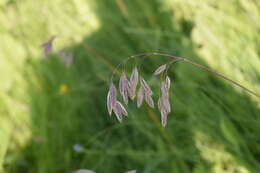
[0,0,259,173]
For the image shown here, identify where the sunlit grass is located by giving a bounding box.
[166,0,260,101]
[0,0,99,171]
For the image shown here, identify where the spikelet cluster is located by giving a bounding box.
[107,64,172,127]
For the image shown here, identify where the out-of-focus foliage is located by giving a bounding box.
[0,0,259,173]
[165,0,260,98]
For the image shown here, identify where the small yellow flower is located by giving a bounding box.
[59,84,69,95]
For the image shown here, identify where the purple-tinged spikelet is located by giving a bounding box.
[113,101,128,122]
[128,67,139,99]
[158,76,171,127]
[160,81,169,97]
[119,73,129,104]
[140,78,152,95]
[137,86,144,107]
[107,83,117,116]
[153,64,167,75]
[144,93,154,108]
[140,78,154,108]
[158,97,168,127]
[116,101,128,116]
[162,95,171,113]
[161,110,168,127]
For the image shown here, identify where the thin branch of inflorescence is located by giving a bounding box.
[125,52,260,98]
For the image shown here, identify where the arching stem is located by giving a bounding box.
[125,52,260,98]
[181,58,260,98]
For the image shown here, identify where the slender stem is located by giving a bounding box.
[125,52,260,98]
[182,58,260,98]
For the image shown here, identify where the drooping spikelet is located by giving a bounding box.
[128,67,139,99]
[119,73,129,104]
[137,86,144,107]
[140,77,154,108]
[107,83,117,116]
[113,101,128,122]
[158,76,171,127]
[153,64,167,75]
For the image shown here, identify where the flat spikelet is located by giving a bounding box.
[153,64,166,75]
[107,83,117,116]
[137,86,144,107]
[119,73,129,104]
[128,67,139,99]
[140,78,152,95]
[113,101,128,122]
[158,77,171,127]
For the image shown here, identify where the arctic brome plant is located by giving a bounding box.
[107,52,260,127]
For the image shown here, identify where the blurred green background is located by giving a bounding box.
[0,0,260,172]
